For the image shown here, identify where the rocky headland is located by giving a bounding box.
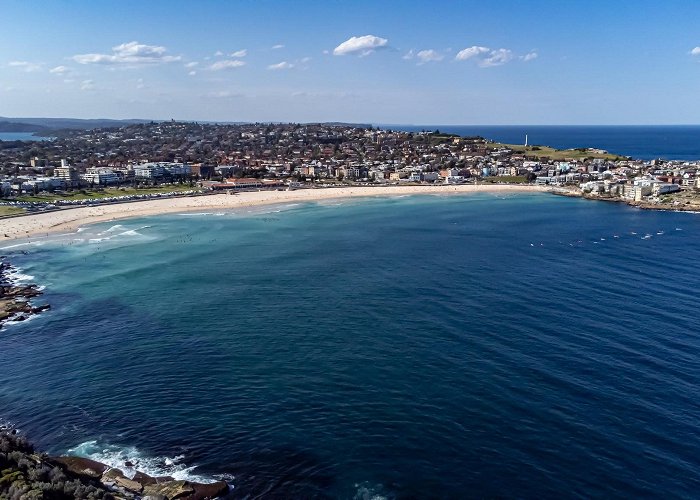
[0,428,230,499]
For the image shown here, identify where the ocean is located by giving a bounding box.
[379,125,700,161]
[2,193,700,497]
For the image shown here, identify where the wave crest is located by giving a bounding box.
[66,440,219,484]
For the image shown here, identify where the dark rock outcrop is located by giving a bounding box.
[1,429,230,499]
[189,480,230,499]
[0,260,50,328]
[52,456,110,479]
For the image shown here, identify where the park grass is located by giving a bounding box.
[10,185,203,203]
[0,206,26,217]
[479,175,529,184]
[487,143,626,161]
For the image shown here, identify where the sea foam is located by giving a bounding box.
[67,440,220,484]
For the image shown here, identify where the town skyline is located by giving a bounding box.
[2,0,700,124]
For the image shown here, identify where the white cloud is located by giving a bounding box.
[333,35,388,56]
[416,49,443,64]
[184,61,199,68]
[214,51,224,56]
[481,48,513,67]
[231,49,247,58]
[521,51,538,62]
[272,44,285,50]
[80,79,95,91]
[455,46,515,67]
[403,50,415,60]
[49,65,69,74]
[8,61,42,72]
[209,59,246,71]
[691,47,700,56]
[72,41,181,65]
[268,61,294,70]
[455,46,490,61]
[188,71,197,76]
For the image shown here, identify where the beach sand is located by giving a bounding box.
[0,184,548,241]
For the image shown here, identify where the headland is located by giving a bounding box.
[0,428,229,499]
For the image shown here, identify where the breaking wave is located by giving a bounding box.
[66,440,221,485]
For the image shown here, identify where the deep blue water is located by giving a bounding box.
[380,125,700,161]
[2,194,700,498]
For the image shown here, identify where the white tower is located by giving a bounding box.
[525,134,528,147]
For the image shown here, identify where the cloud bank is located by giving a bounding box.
[73,42,181,65]
[209,60,246,70]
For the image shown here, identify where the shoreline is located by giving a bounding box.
[0,184,548,241]
[0,259,49,328]
[549,187,700,213]
[0,427,229,499]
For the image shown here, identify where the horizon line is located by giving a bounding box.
[2,117,700,127]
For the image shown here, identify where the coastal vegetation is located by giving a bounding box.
[0,429,229,499]
[0,430,114,499]
[0,206,25,217]
[486,142,627,161]
[478,175,529,184]
[10,186,203,204]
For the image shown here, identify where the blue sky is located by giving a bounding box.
[1,0,700,124]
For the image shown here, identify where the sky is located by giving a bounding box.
[1,0,700,125]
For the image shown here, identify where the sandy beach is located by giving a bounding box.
[0,184,548,241]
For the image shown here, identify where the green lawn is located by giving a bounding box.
[487,143,626,161]
[10,185,202,203]
[0,206,26,217]
[479,175,529,184]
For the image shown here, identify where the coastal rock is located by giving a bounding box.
[143,480,195,498]
[114,474,145,493]
[133,470,158,485]
[101,467,150,493]
[31,303,50,313]
[188,480,230,499]
[52,455,110,479]
[101,467,126,485]
[2,432,228,499]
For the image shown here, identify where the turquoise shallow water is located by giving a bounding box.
[2,193,700,498]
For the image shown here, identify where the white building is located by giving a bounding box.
[134,162,191,179]
[82,168,119,185]
[653,182,680,195]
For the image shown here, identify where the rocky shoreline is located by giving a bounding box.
[550,187,700,212]
[0,428,230,499]
[0,259,50,328]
